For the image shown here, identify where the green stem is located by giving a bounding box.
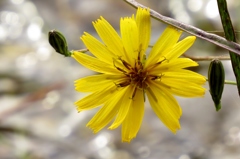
[123,0,240,55]
[217,0,240,95]
[206,79,237,85]
[225,80,237,85]
[72,49,89,53]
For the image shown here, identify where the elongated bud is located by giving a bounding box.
[48,30,72,57]
[208,59,225,111]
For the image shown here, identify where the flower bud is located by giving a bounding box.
[208,59,225,111]
[48,30,72,57]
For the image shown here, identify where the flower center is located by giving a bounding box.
[128,61,148,89]
[114,58,149,96]
[114,56,166,98]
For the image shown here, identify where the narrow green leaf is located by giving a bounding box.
[217,0,240,95]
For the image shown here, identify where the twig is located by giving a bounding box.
[183,54,230,61]
[123,0,240,55]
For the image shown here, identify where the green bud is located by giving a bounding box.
[48,30,72,57]
[208,59,225,111]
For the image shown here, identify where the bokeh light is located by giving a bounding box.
[187,0,203,12]
[11,0,25,5]
[205,0,219,19]
[27,24,41,41]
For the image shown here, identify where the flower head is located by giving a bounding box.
[72,8,206,142]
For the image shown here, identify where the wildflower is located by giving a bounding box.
[72,8,206,142]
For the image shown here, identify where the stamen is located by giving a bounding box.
[151,75,163,81]
[138,44,143,62]
[112,52,151,94]
[118,58,132,70]
[115,81,130,87]
[134,58,143,72]
[131,87,137,99]
[113,59,127,73]
[156,56,167,64]
[147,56,168,71]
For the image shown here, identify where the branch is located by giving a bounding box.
[183,54,230,61]
[123,0,240,55]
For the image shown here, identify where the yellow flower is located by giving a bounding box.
[72,8,206,142]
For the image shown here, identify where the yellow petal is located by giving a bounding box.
[149,58,198,74]
[151,80,206,97]
[146,84,182,133]
[120,17,139,66]
[72,52,119,74]
[164,36,196,60]
[75,74,125,92]
[121,89,144,142]
[108,86,134,129]
[136,8,151,61]
[160,69,206,85]
[87,87,128,133]
[93,17,125,58]
[81,32,115,64]
[145,26,182,68]
[75,83,117,111]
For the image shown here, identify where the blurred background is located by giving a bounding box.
[0,0,240,159]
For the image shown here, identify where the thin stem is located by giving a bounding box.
[183,54,230,61]
[72,49,89,53]
[123,0,240,55]
[206,79,237,85]
[225,80,237,85]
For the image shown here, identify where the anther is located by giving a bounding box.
[156,56,167,64]
[113,59,127,73]
[116,81,130,87]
